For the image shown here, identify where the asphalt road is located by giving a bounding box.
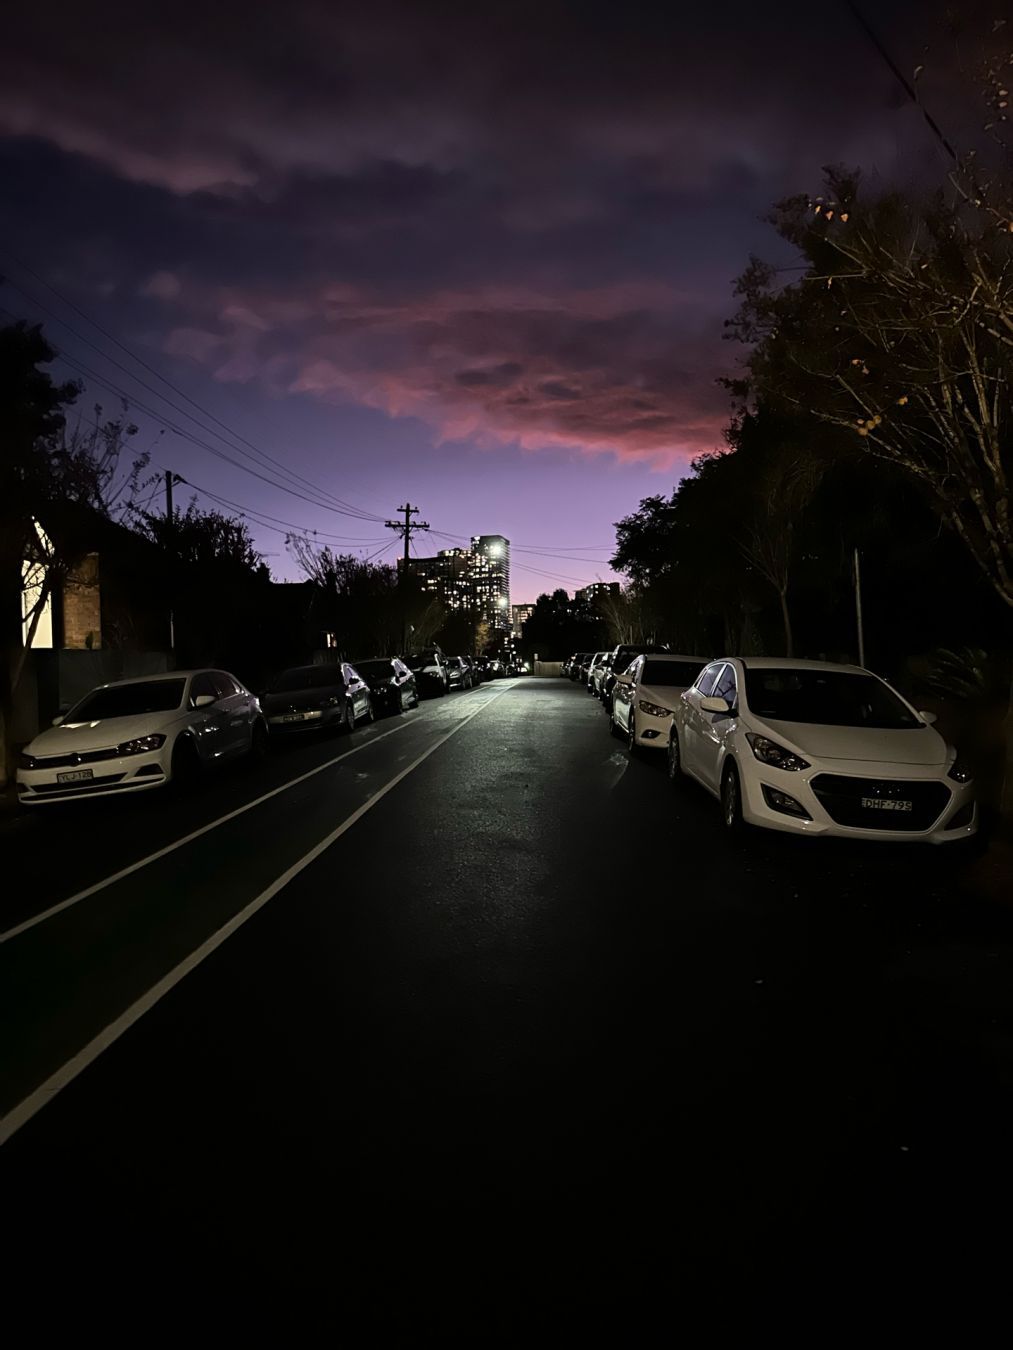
[3,677,1012,1337]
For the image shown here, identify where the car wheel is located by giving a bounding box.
[721,762,743,831]
[342,703,355,734]
[170,735,200,787]
[627,711,639,755]
[249,720,268,762]
[363,699,375,724]
[399,690,406,713]
[667,729,683,784]
[608,704,622,738]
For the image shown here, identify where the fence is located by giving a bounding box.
[533,660,564,677]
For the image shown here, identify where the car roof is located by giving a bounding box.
[89,669,203,690]
[734,657,868,675]
[639,653,708,663]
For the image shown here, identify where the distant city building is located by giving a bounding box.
[403,532,511,631]
[511,603,535,638]
[575,581,620,609]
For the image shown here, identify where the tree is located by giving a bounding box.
[139,501,266,577]
[288,539,402,656]
[727,165,1013,611]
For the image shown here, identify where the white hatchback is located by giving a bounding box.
[668,658,976,843]
[17,669,267,805]
[610,654,709,752]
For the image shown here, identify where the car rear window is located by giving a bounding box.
[642,660,706,686]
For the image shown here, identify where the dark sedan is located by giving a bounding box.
[261,662,373,735]
[353,658,419,715]
[404,651,450,696]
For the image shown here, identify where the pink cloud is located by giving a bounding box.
[164,279,732,466]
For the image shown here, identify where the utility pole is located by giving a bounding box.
[853,547,866,669]
[165,470,183,653]
[384,504,429,653]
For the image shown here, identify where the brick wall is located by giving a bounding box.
[62,553,102,649]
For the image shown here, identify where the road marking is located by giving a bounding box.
[1,701,483,944]
[0,684,507,1145]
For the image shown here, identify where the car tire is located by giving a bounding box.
[608,705,622,738]
[667,729,683,784]
[363,700,375,724]
[249,720,269,762]
[170,735,200,788]
[627,711,640,756]
[342,703,355,734]
[721,761,743,832]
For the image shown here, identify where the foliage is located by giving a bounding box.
[139,501,266,577]
[727,165,1013,610]
[519,588,608,660]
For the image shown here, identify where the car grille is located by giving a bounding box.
[810,774,951,832]
[28,746,122,768]
[27,773,129,795]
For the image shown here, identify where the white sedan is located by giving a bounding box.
[609,654,708,751]
[667,657,976,843]
[17,669,267,805]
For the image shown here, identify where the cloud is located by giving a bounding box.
[0,0,953,466]
[162,277,731,463]
[140,270,182,301]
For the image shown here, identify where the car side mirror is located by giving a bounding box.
[918,709,938,725]
[194,694,216,708]
[699,695,732,715]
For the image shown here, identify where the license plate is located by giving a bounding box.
[861,796,912,812]
[278,714,305,723]
[57,768,94,784]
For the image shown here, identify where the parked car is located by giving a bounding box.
[405,650,450,695]
[17,669,267,804]
[353,657,419,714]
[574,654,593,683]
[600,644,671,706]
[610,654,708,751]
[463,655,482,686]
[444,656,473,690]
[262,662,373,735]
[586,652,608,692]
[565,653,583,681]
[667,657,977,842]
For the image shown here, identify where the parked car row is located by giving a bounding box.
[16,647,500,806]
[568,646,979,845]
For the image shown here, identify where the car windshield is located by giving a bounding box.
[642,659,706,687]
[268,666,343,692]
[744,668,922,728]
[68,678,187,721]
[405,654,438,670]
[354,660,395,678]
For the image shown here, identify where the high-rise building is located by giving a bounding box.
[403,533,511,631]
[575,581,620,610]
[471,535,510,631]
[511,603,535,638]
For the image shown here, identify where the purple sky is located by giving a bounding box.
[0,0,966,600]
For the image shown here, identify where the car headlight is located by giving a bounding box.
[947,756,973,784]
[117,734,166,755]
[321,696,341,707]
[638,699,671,718]
[18,751,37,770]
[746,733,810,771]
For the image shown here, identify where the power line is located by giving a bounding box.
[842,0,958,163]
[0,255,385,522]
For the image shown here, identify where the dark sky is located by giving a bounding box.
[0,0,965,596]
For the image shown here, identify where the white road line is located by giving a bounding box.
[0,685,506,1145]
[1,701,482,944]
